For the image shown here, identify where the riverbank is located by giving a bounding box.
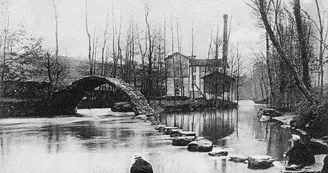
[0,98,47,117]
[150,99,237,114]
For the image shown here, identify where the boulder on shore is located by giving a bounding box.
[172,136,195,146]
[187,138,213,152]
[247,155,274,169]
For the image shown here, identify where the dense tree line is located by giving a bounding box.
[248,0,328,110]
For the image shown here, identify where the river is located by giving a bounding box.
[0,100,312,173]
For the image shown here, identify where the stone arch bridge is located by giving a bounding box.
[48,76,154,116]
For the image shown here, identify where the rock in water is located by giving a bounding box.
[154,124,166,131]
[247,155,274,169]
[170,131,196,137]
[180,131,196,136]
[172,136,195,146]
[208,150,228,157]
[135,114,148,121]
[187,139,213,152]
[170,130,182,137]
[150,121,159,125]
[113,102,133,112]
[130,157,153,173]
[164,127,178,135]
[258,108,282,117]
[229,155,248,163]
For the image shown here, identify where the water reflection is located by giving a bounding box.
[158,104,291,160]
[159,109,236,145]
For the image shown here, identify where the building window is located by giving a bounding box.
[192,75,196,83]
[192,67,196,73]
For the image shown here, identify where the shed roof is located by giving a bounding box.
[164,52,192,60]
[190,59,222,66]
[202,71,235,82]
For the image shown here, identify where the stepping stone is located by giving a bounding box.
[187,138,213,152]
[172,136,195,146]
[135,114,147,120]
[208,150,228,157]
[247,155,274,169]
[282,170,320,173]
[170,131,196,137]
[155,125,166,132]
[164,127,178,135]
[229,155,248,163]
[150,121,159,125]
[170,129,182,137]
[179,131,196,136]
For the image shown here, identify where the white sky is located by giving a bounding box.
[5,0,322,71]
[6,0,264,62]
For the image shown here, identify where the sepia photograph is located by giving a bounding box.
[1,0,328,172]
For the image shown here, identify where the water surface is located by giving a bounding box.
[0,101,297,173]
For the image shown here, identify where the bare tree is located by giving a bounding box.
[51,0,59,63]
[101,4,109,77]
[0,15,9,96]
[85,0,92,75]
[191,14,195,100]
[248,0,318,104]
[294,0,311,89]
[144,4,153,102]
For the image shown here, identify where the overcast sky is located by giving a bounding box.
[5,0,321,66]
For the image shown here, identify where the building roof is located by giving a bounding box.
[202,71,235,82]
[190,59,222,66]
[164,52,193,60]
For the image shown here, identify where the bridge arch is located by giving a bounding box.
[48,76,154,116]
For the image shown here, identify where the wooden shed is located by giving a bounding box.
[202,71,235,96]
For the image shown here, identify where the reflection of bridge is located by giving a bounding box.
[48,76,154,116]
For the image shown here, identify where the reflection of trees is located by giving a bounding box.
[202,109,235,146]
[43,124,64,153]
[252,119,291,161]
[159,109,236,145]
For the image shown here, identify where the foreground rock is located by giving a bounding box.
[229,155,248,163]
[172,136,195,146]
[247,155,274,169]
[282,168,320,173]
[187,138,213,152]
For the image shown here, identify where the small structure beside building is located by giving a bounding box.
[164,52,236,102]
[164,14,235,102]
[202,71,235,101]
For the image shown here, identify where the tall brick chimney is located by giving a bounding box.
[222,14,228,74]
